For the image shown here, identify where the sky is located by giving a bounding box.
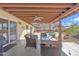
[61,13,79,27]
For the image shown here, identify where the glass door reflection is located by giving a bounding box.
[0,19,8,45]
[10,21,17,42]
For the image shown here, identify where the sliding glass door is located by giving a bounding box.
[0,18,17,46]
[10,21,17,42]
[0,19,8,45]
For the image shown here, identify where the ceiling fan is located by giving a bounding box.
[31,16,48,27]
[33,16,44,21]
[24,15,44,21]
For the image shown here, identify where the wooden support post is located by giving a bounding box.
[58,20,62,43]
[49,23,51,32]
[58,20,62,55]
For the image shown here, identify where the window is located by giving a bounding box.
[0,18,17,46]
[0,19,8,45]
[10,21,17,42]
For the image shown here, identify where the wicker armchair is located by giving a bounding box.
[24,34,36,48]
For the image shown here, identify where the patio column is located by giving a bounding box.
[49,23,51,31]
[58,20,62,55]
[58,20,62,44]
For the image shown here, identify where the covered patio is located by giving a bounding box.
[0,3,79,56]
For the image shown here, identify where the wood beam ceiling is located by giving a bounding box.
[18,16,56,23]
[15,14,58,17]
[0,3,74,8]
[0,3,76,25]
[3,7,66,10]
[4,9,66,12]
[12,13,62,15]
[50,3,79,23]
[19,15,58,23]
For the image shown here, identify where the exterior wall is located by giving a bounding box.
[0,9,34,40]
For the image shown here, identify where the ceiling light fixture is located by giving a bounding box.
[31,16,47,27]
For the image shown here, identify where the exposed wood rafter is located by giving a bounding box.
[50,3,79,24]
